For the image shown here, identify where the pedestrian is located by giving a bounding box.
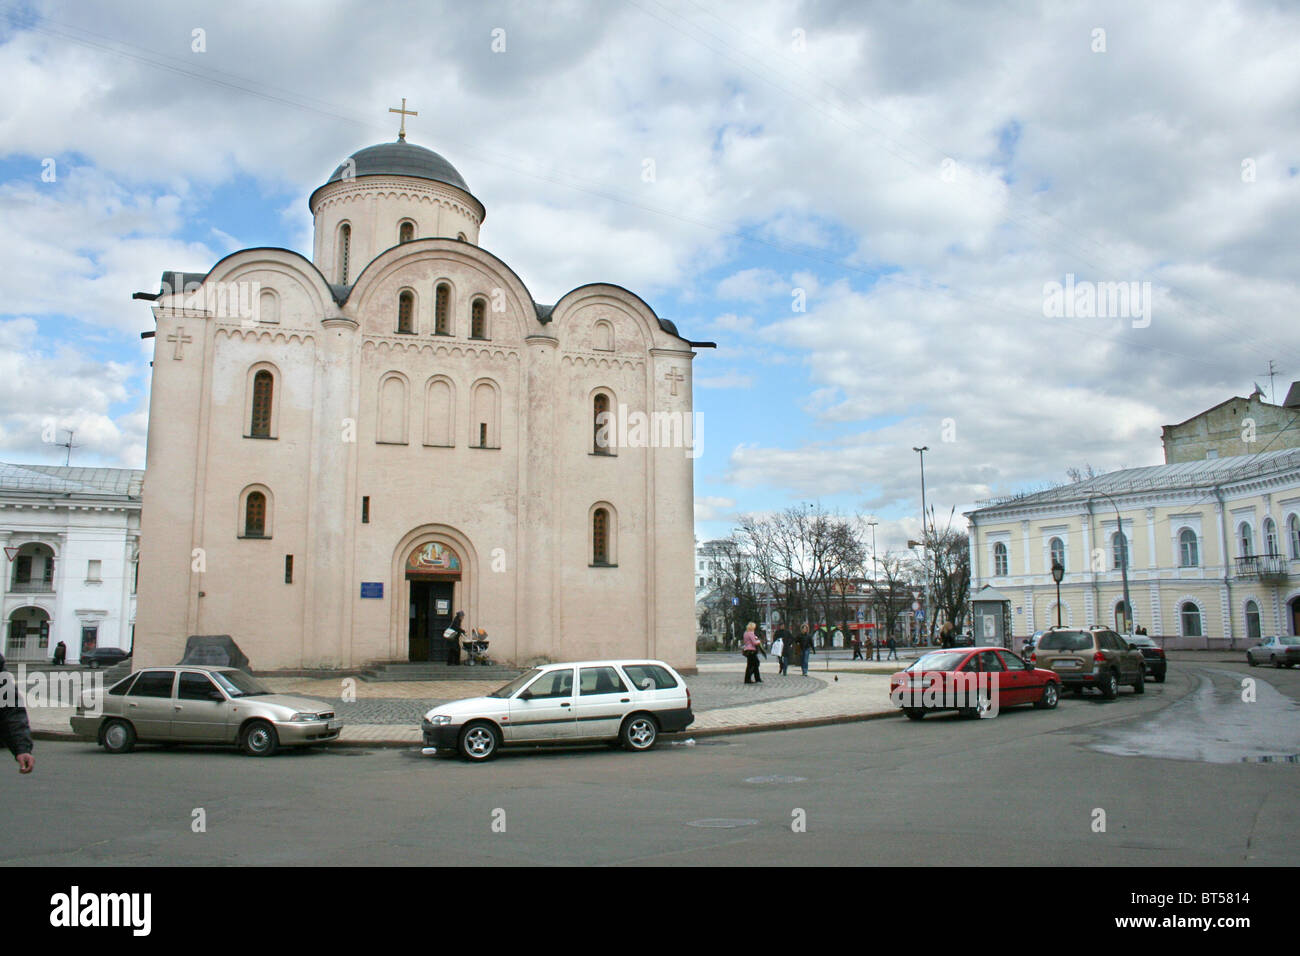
[444,611,466,665]
[742,622,763,684]
[771,629,787,676]
[940,622,954,649]
[887,632,898,660]
[0,654,34,774]
[851,631,862,660]
[799,622,814,676]
[52,641,66,665]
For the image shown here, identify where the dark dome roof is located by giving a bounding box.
[320,140,472,194]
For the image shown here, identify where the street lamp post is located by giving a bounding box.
[913,446,930,639]
[1094,490,1132,634]
[1051,559,1065,628]
[867,518,879,660]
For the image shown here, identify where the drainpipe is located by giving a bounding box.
[1085,499,1099,626]
[1213,486,1234,650]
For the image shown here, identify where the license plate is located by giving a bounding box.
[327,720,342,732]
[1053,660,1080,670]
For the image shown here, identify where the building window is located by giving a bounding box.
[245,492,267,537]
[337,223,351,284]
[1111,531,1129,570]
[1264,517,1278,557]
[993,542,1008,576]
[399,220,415,243]
[435,283,450,335]
[250,370,273,437]
[471,380,500,448]
[1180,601,1202,638]
[594,319,614,351]
[258,289,279,324]
[86,560,101,582]
[1290,515,1300,559]
[1049,537,1065,571]
[470,298,487,339]
[1245,600,1261,640]
[593,508,610,565]
[397,290,415,334]
[1179,528,1199,567]
[593,392,612,455]
[1239,522,1254,558]
[284,555,294,584]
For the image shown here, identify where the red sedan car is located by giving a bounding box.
[889,647,1062,720]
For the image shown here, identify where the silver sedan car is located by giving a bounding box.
[70,665,341,756]
[1246,636,1300,668]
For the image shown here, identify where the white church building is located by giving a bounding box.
[134,124,701,672]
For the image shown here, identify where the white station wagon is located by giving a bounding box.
[421,659,694,761]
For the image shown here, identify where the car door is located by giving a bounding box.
[122,670,177,740]
[974,651,1008,708]
[172,671,231,741]
[994,650,1034,706]
[572,665,632,741]
[507,667,575,742]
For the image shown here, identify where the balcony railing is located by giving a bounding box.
[8,582,55,594]
[1234,553,1289,582]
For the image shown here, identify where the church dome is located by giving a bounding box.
[323,140,472,193]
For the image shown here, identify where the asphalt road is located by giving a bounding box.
[2,661,1296,866]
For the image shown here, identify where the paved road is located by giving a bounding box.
[2,661,1295,865]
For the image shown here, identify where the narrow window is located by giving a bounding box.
[593,393,611,454]
[1245,600,1261,639]
[993,542,1008,576]
[245,492,266,537]
[1179,528,1199,567]
[1049,536,1064,571]
[1111,532,1128,570]
[479,422,487,448]
[1180,601,1202,637]
[435,283,450,335]
[250,370,273,437]
[362,496,370,524]
[1291,514,1300,559]
[471,298,487,339]
[284,555,294,584]
[398,291,414,334]
[399,221,414,243]
[1264,518,1278,557]
[338,223,351,284]
[86,559,101,582]
[593,508,609,565]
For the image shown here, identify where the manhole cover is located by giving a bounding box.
[1243,754,1300,763]
[685,818,759,829]
[745,775,808,784]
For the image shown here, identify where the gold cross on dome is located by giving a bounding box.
[389,98,418,141]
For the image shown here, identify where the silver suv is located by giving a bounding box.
[1030,626,1145,698]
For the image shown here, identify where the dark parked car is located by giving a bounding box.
[81,647,132,669]
[1125,634,1167,682]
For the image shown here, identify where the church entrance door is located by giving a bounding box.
[409,580,455,662]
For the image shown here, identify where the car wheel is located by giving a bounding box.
[1154,670,1166,683]
[1035,682,1059,709]
[1247,653,1257,667]
[620,713,659,751]
[1133,669,1145,694]
[1272,655,1281,668]
[458,721,499,761]
[101,719,136,754]
[240,720,279,757]
[1100,671,1119,700]
[903,708,925,720]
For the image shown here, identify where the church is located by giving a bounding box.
[133,113,700,673]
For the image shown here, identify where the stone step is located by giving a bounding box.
[361,664,521,682]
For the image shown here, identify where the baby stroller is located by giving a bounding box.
[461,628,491,666]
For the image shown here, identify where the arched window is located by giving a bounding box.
[435,283,451,335]
[397,290,415,334]
[378,373,409,444]
[1111,531,1129,570]
[593,392,612,454]
[593,507,610,565]
[1179,528,1199,567]
[1245,600,1261,640]
[1049,537,1065,570]
[337,223,351,284]
[1290,514,1300,559]
[244,492,267,537]
[993,542,1008,576]
[1180,601,1202,638]
[423,377,455,447]
[471,380,500,448]
[399,220,415,243]
[594,319,614,351]
[258,289,279,324]
[1238,522,1253,558]
[1264,517,1278,557]
[470,298,487,339]
[250,370,273,437]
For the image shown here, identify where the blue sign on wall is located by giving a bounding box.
[360,582,384,599]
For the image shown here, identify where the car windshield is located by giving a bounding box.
[907,651,968,672]
[1038,631,1093,651]
[210,670,273,698]
[489,669,540,698]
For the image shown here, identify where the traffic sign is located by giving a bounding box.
[912,601,920,611]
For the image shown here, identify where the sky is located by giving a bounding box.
[1,0,1298,558]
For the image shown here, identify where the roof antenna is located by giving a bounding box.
[58,429,80,466]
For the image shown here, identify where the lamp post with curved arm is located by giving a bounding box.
[1093,489,1132,633]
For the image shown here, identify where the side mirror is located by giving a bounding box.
[209,690,225,702]
[518,689,532,701]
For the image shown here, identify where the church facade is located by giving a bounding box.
[133,134,700,672]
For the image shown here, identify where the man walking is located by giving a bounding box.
[0,654,35,774]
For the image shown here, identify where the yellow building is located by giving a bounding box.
[966,449,1300,647]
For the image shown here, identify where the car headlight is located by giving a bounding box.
[428,715,453,725]
[289,712,324,722]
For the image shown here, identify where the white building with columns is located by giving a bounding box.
[2,463,141,663]
[965,449,1300,648]
[133,131,701,672]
